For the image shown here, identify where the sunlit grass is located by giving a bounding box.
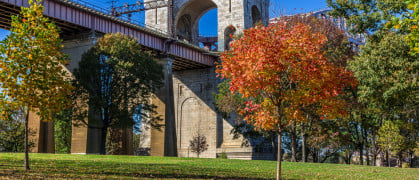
[0,153,417,179]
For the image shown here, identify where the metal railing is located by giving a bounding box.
[63,0,169,35]
[59,0,219,52]
[199,34,218,38]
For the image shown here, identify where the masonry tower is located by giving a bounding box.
[145,0,269,51]
[139,0,271,159]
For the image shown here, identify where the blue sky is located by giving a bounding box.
[0,0,328,39]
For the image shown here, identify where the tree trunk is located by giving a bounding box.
[398,153,403,167]
[24,107,30,170]
[373,154,377,166]
[409,151,415,168]
[291,126,297,162]
[345,151,351,165]
[359,144,364,165]
[371,131,378,166]
[271,135,277,161]
[312,148,317,163]
[363,127,370,166]
[386,150,390,167]
[302,133,307,162]
[317,149,321,163]
[100,126,108,155]
[276,131,282,180]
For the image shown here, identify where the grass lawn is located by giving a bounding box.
[0,153,418,179]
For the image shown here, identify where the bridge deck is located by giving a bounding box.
[0,0,219,70]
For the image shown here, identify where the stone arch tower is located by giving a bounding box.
[145,0,270,51]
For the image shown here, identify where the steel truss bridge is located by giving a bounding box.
[0,0,218,71]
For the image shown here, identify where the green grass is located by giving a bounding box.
[0,153,418,179]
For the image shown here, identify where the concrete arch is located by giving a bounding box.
[174,0,218,43]
[179,97,202,151]
[251,5,261,26]
[177,14,193,42]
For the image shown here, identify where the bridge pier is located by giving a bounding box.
[28,111,55,153]
[61,37,97,154]
[27,36,95,154]
[150,57,177,157]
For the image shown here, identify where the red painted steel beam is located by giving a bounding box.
[0,0,217,68]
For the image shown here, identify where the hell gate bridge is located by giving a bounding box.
[0,0,272,159]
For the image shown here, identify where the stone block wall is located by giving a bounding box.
[173,67,219,158]
[145,0,169,34]
[145,0,270,51]
[172,67,254,159]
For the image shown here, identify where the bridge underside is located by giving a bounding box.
[0,1,91,38]
[0,0,215,71]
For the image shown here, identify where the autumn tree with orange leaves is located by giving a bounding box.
[217,22,357,179]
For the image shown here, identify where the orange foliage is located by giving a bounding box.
[216,22,357,132]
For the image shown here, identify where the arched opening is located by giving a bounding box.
[198,9,218,51]
[224,26,236,51]
[175,0,218,50]
[179,97,202,157]
[251,5,262,26]
[177,14,193,42]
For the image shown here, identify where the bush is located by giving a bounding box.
[189,134,209,158]
[218,152,228,159]
[402,162,410,168]
[0,110,34,152]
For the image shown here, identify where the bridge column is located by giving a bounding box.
[62,36,96,154]
[150,57,177,157]
[27,35,96,154]
[28,110,55,153]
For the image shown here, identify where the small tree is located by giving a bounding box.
[189,133,209,158]
[0,107,34,152]
[378,121,404,167]
[216,22,356,179]
[0,0,72,170]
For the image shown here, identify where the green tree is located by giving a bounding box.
[349,32,418,166]
[0,0,72,170]
[349,32,417,122]
[327,0,408,36]
[54,109,72,153]
[387,0,419,54]
[378,121,404,167]
[72,33,163,155]
[0,107,34,152]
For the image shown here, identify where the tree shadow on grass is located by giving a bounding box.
[1,158,300,180]
[58,163,275,179]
